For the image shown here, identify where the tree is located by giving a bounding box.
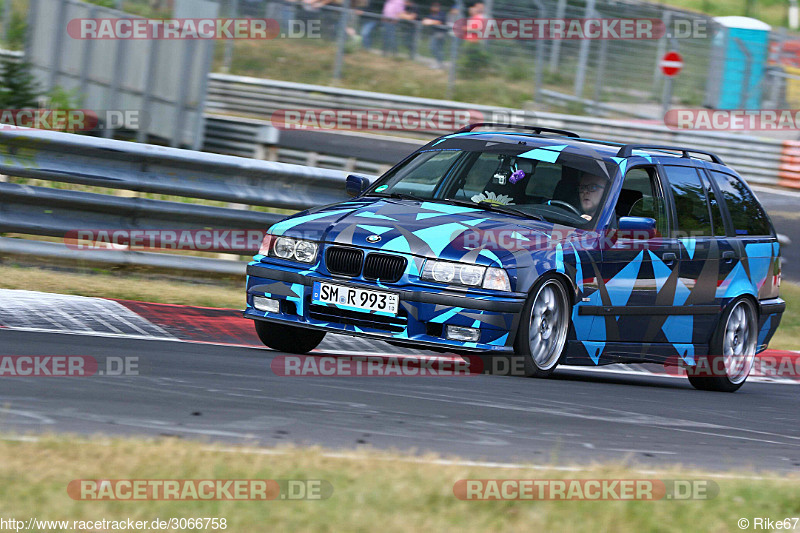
[0,59,41,109]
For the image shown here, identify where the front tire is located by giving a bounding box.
[514,277,571,378]
[254,320,326,354]
[688,297,758,392]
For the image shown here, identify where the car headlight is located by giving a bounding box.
[274,237,296,259]
[422,260,502,289]
[264,235,319,264]
[432,261,456,283]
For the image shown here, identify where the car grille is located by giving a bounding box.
[363,253,407,283]
[324,247,407,282]
[325,246,363,276]
[308,305,408,333]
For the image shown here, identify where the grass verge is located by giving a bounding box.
[0,264,244,309]
[0,435,797,532]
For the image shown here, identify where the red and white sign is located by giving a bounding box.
[660,51,683,77]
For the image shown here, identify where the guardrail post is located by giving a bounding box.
[253,125,280,160]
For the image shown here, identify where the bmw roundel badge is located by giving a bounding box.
[366,234,381,243]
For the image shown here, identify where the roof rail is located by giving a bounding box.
[455,122,580,138]
[617,144,724,165]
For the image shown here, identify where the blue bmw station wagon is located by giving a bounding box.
[244,124,785,391]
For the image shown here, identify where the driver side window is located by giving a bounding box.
[617,167,668,236]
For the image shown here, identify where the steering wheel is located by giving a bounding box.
[547,200,582,217]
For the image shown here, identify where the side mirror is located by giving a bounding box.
[346,174,371,197]
[618,217,657,239]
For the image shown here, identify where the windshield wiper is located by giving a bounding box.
[369,192,429,202]
[443,198,545,221]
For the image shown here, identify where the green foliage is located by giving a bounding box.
[45,85,80,110]
[457,42,494,76]
[3,7,26,50]
[0,59,40,109]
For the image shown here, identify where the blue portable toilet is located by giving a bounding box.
[704,16,771,109]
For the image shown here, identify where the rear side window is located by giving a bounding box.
[709,171,772,236]
[663,165,714,237]
[700,172,726,237]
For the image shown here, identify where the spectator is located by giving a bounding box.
[400,1,419,58]
[464,1,485,42]
[422,2,447,67]
[358,0,384,50]
[381,0,405,56]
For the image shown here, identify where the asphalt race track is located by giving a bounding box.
[0,187,799,474]
[1,328,799,474]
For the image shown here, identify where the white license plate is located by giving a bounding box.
[312,282,399,316]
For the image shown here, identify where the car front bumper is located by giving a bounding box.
[244,262,526,353]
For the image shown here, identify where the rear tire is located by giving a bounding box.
[513,277,571,378]
[688,297,758,393]
[254,320,326,354]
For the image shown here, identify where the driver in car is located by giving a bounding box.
[578,173,607,221]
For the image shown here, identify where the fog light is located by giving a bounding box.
[445,325,480,342]
[253,296,280,313]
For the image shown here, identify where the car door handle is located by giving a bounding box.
[661,252,677,264]
[722,251,735,262]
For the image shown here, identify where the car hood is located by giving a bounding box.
[267,197,580,266]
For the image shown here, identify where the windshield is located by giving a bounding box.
[367,147,618,228]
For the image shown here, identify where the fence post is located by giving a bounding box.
[660,35,678,118]
[592,37,608,114]
[137,38,160,143]
[222,0,239,73]
[79,5,98,107]
[652,10,672,98]
[48,0,69,90]
[532,0,545,101]
[447,32,459,100]
[547,0,566,73]
[572,0,595,99]
[1,0,11,44]
[333,0,351,81]
[411,21,421,60]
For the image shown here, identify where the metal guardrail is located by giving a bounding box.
[0,119,792,276]
[206,74,789,188]
[0,127,354,274]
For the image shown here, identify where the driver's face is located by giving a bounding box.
[579,175,606,214]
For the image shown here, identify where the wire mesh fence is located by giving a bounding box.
[4,0,800,118]
[211,0,725,116]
